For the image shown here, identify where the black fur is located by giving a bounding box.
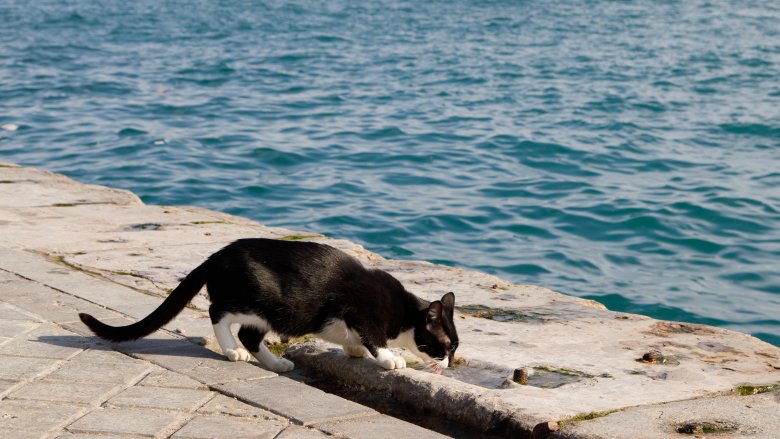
[79,238,459,363]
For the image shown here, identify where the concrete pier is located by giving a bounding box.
[1,161,778,438]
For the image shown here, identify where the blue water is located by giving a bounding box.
[1,1,779,346]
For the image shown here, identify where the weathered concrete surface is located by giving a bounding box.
[0,251,442,438]
[555,387,780,439]
[1,161,779,437]
[0,163,447,438]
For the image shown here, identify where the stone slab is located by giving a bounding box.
[72,346,145,364]
[134,340,278,385]
[216,377,376,426]
[67,407,183,437]
[0,320,39,338]
[275,425,331,438]
[1,428,53,439]
[0,302,39,321]
[0,354,61,380]
[106,385,215,411]
[8,381,120,405]
[0,399,85,433]
[197,394,285,420]
[0,164,142,208]
[0,378,19,397]
[171,415,288,439]
[0,324,98,359]
[557,388,780,439]
[0,248,168,321]
[138,368,207,389]
[0,277,125,324]
[46,357,153,384]
[314,413,452,439]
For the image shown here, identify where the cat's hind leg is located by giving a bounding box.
[210,307,251,362]
[212,322,251,362]
[238,325,294,373]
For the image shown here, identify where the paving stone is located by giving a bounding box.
[0,320,39,338]
[73,346,143,364]
[0,399,85,432]
[314,413,451,439]
[67,407,183,437]
[0,428,49,439]
[171,414,288,439]
[0,269,18,282]
[0,250,166,321]
[0,302,39,320]
[46,357,153,384]
[217,378,375,426]
[197,394,285,420]
[112,334,191,356]
[0,378,19,397]
[135,341,277,385]
[276,425,331,438]
[0,324,97,359]
[57,435,147,439]
[107,385,215,411]
[0,354,61,380]
[8,380,120,405]
[138,368,207,389]
[0,280,124,324]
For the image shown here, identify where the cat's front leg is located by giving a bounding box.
[363,342,406,370]
[375,348,406,370]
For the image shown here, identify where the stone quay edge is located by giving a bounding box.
[1,161,778,438]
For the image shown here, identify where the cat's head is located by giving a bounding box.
[413,292,459,370]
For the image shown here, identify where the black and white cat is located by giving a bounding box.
[79,238,459,373]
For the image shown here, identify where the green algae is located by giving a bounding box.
[677,420,739,434]
[734,383,779,396]
[559,410,618,427]
[280,234,325,241]
[455,304,550,323]
[267,335,316,358]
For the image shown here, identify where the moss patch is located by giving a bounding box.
[280,234,325,241]
[676,420,739,434]
[559,410,618,427]
[267,335,316,358]
[734,383,779,396]
[190,220,230,225]
[456,304,550,323]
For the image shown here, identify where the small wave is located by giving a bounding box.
[720,123,780,139]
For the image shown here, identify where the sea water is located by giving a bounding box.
[1,0,778,346]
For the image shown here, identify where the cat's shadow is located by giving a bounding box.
[35,334,225,360]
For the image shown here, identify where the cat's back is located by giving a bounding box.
[214,238,359,274]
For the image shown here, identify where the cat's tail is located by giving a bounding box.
[78,260,210,342]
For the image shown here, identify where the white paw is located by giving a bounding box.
[377,354,407,370]
[225,348,251,362]
[269,358,295,373]
[343,345,369,358]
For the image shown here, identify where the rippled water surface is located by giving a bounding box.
[1,0,779,346]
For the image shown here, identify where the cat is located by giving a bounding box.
[79,238,459,373]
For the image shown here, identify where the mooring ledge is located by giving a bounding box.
[1,161,779,437]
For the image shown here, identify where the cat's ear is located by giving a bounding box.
[427,301,443,325]
[441,292,455,320]
[441,292,455,309]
